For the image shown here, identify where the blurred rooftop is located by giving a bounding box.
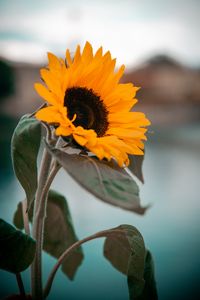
[0,54,199,127]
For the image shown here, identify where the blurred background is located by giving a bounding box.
[0,0,200,299]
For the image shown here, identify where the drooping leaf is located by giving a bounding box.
[128,250,158,300]
[104,224,145,275]
[46,144,148,214]
[129,154,144,183]
[11,114,41,205]
[13,190,84,280]
[104,225,157,299]
[0,219,36,273]
[43,190,84,280]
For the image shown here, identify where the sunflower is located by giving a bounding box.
[35,42,150,167]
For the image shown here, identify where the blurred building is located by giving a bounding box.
[0,59,41,117]
[0,55,200,125]
[122,55,200,125]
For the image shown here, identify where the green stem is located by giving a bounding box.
[22,199,30,236]
[32,160,60,299]
[32,160,60,300]
[31,148,53,300]
[16,273,26,299]
[43,229,124,298]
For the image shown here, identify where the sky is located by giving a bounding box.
[0,0,199,68]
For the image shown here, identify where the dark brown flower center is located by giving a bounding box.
[64,87,109,137]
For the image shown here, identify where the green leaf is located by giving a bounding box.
[11,114,41,205]
[13,202,24,230]
[129,155,144,183]
[43,190,84,280]
[103,224,146,299]
[46,144,148,214]
[0,219,36,273]
[128,250,158,300]
[104,224,145,275]
[13,190,84,280]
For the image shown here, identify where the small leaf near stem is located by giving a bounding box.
[43,229,125,298]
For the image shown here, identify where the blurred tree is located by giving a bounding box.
[0,59,15,101]
[0,60,16,176]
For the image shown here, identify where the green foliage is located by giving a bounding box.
[9,113,155,299]
[0,115,18,172]
[43,190,84,280]
[104,225,158,299]
[129,154,144,183]
[45,143,147,214]
[13,202,24,230]
[104,225,145,298]
[0,60,15,100]
[11,114,41,205]
[128,250,158,300]
[0,219,36,273]
[13,190,84,280]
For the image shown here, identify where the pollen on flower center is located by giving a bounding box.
[64,87,109,137]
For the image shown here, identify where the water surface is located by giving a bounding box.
[0,124,199,299]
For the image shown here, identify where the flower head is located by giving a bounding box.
[35,42,150,166]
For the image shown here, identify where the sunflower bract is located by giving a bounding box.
[35,41,150,167]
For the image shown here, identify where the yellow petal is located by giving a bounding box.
[108,112,151,125]
[89,144,105,160]
[47,52,61,71]
[55,125,72,136]
[115,64,125,82]
[73,133,87,146]
[94,46,103,59]
[74,45,81,64]
[35,106,62,123]
[82,41,93,64]
[108,99,138,113]
[106,127,146,139]
[40,69,63,99]
[34,83,58,106]
[34,42,151,167]
[66,49,73,66]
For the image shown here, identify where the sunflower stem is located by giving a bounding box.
[31,148,52,300]
[31,140,60,300]
[16,273,26,299]
[43,229,124,298]
[22,199,30,236]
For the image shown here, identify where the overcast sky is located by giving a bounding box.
[0,0,199,68]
